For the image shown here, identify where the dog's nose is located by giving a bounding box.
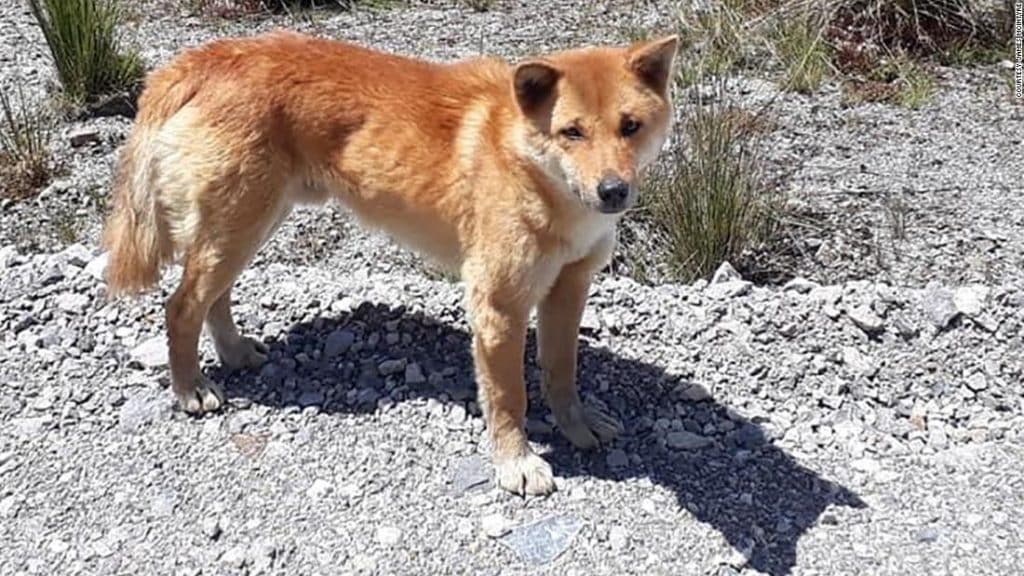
[596,176,630,212]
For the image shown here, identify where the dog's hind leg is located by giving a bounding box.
[166,186,288,414]
[205,206,290,371]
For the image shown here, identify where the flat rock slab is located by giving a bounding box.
[451,455,491,495]
[496,515,582,566]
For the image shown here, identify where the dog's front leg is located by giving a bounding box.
[465,270,555,496]
[537,238,623,449]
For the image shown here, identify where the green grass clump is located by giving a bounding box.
[772,14,831,93]
[640,97,779,282]
[28,0,143,106]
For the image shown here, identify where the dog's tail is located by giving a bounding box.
[102,66,202,296]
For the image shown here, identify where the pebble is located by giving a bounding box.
[376,526,403,547]
[965,372,988,392]
[608,526,629,550]
[481,513,511,538]
[323,329,355,358]
[495,515,582,565]
[130,336,169,369]
[404,362,426,384]
[55,292,90,314]
[84,252,109,280]
[847,305,884,334]
[953,285,987,317]
[922,283,959,329]
[378,358,406,376]
[605,448,629,469]
[679,382,712,402]
[666,430,712,450]
[68,127,101,147]
[711,261,742,283]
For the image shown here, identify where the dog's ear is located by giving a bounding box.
[628,35,679,93]
[513,60,561,115]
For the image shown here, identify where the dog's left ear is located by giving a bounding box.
[628,35,679,93]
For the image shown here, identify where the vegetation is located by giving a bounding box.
[0,86,54,200]
[27,0,143,106]
[638,90,780,282]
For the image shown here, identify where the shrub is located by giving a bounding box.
[638,93,780,282]
[0,86,54,200]
[828,0,1009,71]
[27,0,143,106]
[772,12,831,93]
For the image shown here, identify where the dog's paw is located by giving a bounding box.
[553,400,623,449]
[494,451,556,496]
[216,336,269,370]
[175,374,225,414]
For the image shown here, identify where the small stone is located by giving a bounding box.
[965,372,988,392]
[495,515,582,565]
[451,456,491,494]
[69,127,101,147]
[481,514,510,538]
[680,382,711,402]
[323,329,355,358]
[922,283,959,329]
[297,390,324,408]
[404,362,426,385]
[61,244,93,267]
[711,261,741,283]
[579,307,600,332]
[783,277,818,293]
[953,285,987,317]
[202,517,222,540]
[605,448,629,469]
[378,358,406,376]
[306,478,333,499]
[842,346,879,378]
[810,285,843,305]
[666,430,712,450]
[131,336,169,369]
[915,527,940,543]
[706,280,752,299]
[847,305,884,334]
[608,526,629,551]
[84,252,109,280]
[221,545,248,568]
[119,389,173,433]
[376,526,402,547]
[0,245,18,268]
[850,457,881,474]
[55,292,90,314]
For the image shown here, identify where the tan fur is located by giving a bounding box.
[103,31,677,495]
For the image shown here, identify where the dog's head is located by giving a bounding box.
[513,36,677,215]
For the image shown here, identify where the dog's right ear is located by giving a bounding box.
[513,60,561,115]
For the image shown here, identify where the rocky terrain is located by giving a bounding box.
[1,1,1022,575]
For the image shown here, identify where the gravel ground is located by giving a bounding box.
[2,1,1023,575]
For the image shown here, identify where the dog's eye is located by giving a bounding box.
[560,126,585,141]
[621,118,642,137]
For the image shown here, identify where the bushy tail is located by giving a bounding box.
[102,64,202,296]
[102,124,171,295]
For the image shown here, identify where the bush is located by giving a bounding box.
[27,0,143,105]
[828,0,1009,70]
[772,12,831,93]
[637,93,780,282]
[0,86,54,200]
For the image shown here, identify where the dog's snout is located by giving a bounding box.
[596,176,630,212]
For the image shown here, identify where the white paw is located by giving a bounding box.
[494,451,556,496]
[175,374,225,414]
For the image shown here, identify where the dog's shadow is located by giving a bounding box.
[215,301,864,575]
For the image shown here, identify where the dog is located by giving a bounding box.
[102,30,677,495]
